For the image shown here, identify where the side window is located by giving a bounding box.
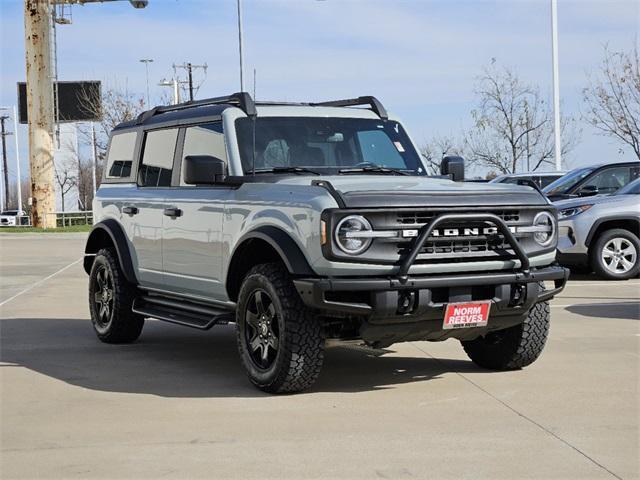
[584,167,631,194]
[105,131,137,179]
[139,128,178,187]
[180,123,227,185]
[357,130,405,168]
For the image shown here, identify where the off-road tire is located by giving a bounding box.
[88,248,144,343]
[589,228,640,280]
[236,263,324,393]
[461,299,550,370]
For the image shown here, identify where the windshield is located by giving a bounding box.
[542,167,594,195]
[614,177,640,195]
[235,117,424,175]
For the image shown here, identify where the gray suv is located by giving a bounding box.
[556,177,640,279]
[84,93,568,393]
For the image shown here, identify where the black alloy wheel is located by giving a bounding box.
[244,289,280,370]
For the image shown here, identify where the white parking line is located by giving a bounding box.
[0,258,81,308]
[564,282,640,287]
[551,301,640,308]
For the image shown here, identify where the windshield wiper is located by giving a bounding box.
[338,166,411,176]
[253,167,321,175]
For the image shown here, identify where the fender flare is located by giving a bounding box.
[585,215,640,247]
[230,225,315,276]
[84,219,138,284]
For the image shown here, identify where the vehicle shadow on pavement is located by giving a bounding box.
[0,318,476,397]
[566,302,639,321]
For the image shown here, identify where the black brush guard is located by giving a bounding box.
[294,213,568,315]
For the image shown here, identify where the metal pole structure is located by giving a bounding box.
[187,62,194,101]
[551,0,562,171]
[237,0,245,92]
[90,122,97,196]
[0,116,9,208]
[12,106,22,214]
[24,0,57,228]
[139,58,153,107]
[173,78,180,104]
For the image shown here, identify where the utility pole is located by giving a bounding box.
[187,62,193,101]
[0,116,9,209]
[24,0,57,228]
[139,58,153,107]
[173,63,207,102]
[551,0,562,171]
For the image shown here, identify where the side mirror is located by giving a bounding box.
[440,155,465,182]
[578,184,599,197]
[183,155,226,184]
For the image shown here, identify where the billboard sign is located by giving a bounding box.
[17,80,102,124]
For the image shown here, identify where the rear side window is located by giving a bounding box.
[105,132,137,179]
[139,128,178,187]
[180,123,226,185]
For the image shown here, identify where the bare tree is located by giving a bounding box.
[419,136,464,174]
[464,62,578,174]
[583,46,640,160]
[54,155,78,212]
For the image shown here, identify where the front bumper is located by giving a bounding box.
[294,265,568,345]
[295,265,568,315]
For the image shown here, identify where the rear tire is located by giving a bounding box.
[461,300,550,370]
[88,248,144,343]
[236,263,324,393]
[590,228,640,280]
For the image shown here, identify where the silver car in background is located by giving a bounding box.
[556,178,640,279]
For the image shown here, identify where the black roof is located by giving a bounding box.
[112,93,388,131]
[114,104,232,131]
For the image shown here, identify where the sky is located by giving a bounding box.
[0,0,638,184]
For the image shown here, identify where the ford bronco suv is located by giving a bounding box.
[84,93,568,393]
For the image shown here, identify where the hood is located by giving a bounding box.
[553,194,631,210]
[272,175,549,208]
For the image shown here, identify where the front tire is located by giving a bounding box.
[88,248,144,343]
[236,263,324,393]
[590,228,640,280]
[461,300,550,370]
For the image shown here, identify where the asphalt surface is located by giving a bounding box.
[0,233,638,479]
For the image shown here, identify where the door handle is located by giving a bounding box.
[163,207,183,218]
[122,206,138,215]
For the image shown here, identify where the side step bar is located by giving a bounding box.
[132,295,235,330]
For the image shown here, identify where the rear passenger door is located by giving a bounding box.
[128,127,178,290]
[161,121,233,300]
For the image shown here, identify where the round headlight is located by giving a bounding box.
[533,211,556,247]
[335,215,372,255]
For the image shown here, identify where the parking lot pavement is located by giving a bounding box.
[1,234,638,479]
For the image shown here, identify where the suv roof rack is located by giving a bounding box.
[312,96,388,120]
[134,93,388,125]
[135,91,257,124]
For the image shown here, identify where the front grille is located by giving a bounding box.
[392,209,527,264]
[397,235,513,264]
[397,209,520,225]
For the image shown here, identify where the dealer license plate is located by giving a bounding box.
[443,301,492,329]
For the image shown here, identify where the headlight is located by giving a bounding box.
[532,211,556,247]
[558,204,593,219]
[334,215,373,255]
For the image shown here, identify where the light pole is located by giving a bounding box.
[237,0,245,92]
[551,0,562,171]
[139,58,154,107]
